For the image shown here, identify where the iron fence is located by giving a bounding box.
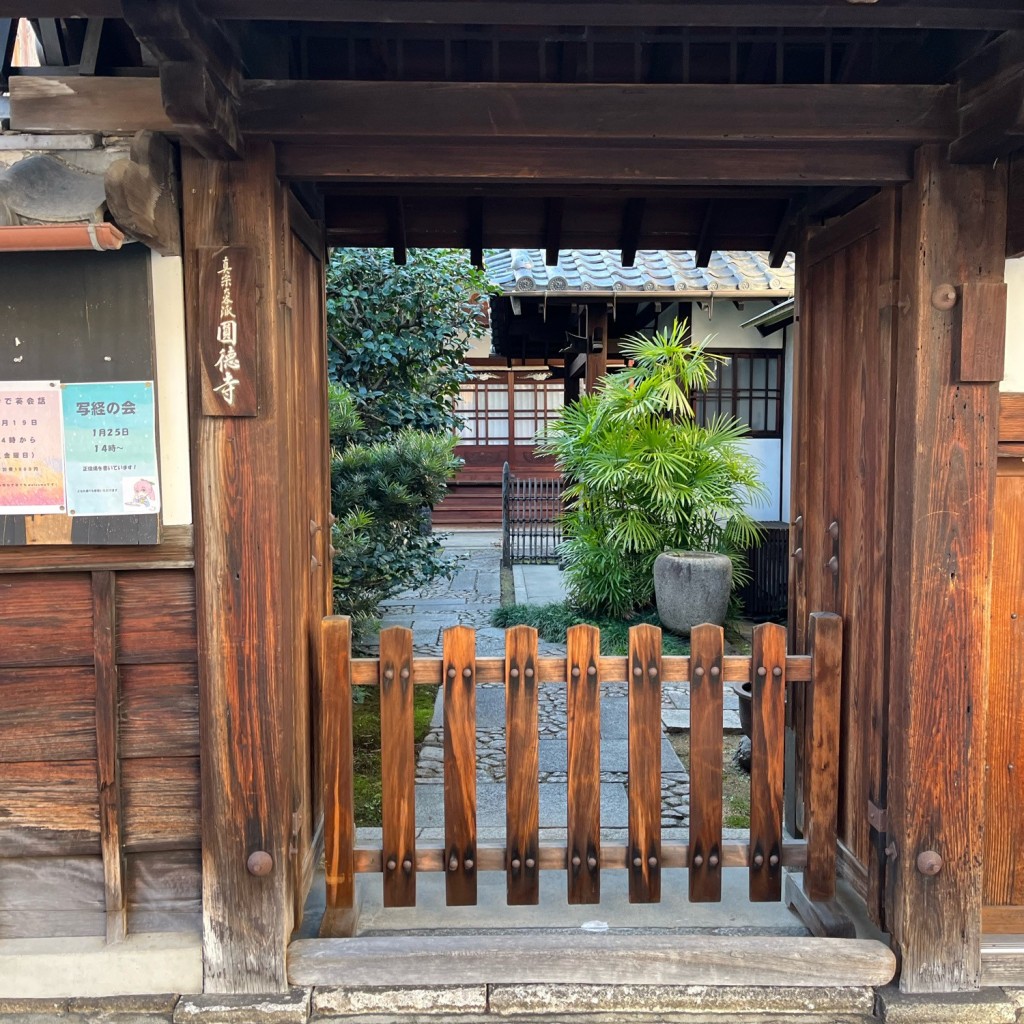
[501,462,564,567]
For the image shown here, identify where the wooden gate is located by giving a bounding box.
[318,614,841,933]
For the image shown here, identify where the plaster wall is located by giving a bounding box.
[151,252,193,526]
[1003,257,1024,393]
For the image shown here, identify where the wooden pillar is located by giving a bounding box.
[182,143,297,993]
[586,304,608,394]
[886,146,1006,993]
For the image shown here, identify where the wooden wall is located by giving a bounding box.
[0,551,201,939]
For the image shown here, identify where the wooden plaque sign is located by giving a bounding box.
[199,245,258,417]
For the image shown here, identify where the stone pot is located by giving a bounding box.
[653,550,732,636]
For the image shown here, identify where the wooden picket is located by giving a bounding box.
[318,614,843,933]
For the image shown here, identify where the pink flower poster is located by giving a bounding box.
[0,380,66,514]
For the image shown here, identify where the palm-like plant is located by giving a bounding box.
[538,319,767,618]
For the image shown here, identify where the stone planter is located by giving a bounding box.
[653,550,733,636]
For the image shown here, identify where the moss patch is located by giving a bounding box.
[353,684,438,827]
[669,732,752,830]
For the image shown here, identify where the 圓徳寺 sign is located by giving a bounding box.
[200,244,258,416]
[61,381,160,517]
[0,380,65,514]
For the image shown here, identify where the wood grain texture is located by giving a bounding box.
[119,663,200,759]
[566,624,601,905]
[505,625,540,906]
[797,189,899,926]
[115,570,198,664]
[565,622,602,905]
[0,666,96,762]
[182,143,298,993]
[380,626,416,908]
[999,393,1024,443]
[689,623,724,904]
[121,757,201,852]
[320,616,356,936]
[92,571,126,944]
[983,905,1024,934]
[887,147,1005,992]
[784,870,856,939]
[9,75,171,133]
[0,573,94,666]
[750,622,786,903]
[953,281,1007,383]
[443,626,477,907]
[627,624,661,904]
[805,613,843,902]
[0,523,194,573]
[289,933,897,989]
[0,761,100,855]
[983,468,1024,909]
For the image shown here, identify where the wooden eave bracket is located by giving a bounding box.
[121,0,244,161]
[104,129,182,256]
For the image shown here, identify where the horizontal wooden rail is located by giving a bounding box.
[351,654,813,686]
[352,841,808,873]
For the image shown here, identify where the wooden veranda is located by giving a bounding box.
[0,0,1023,1003]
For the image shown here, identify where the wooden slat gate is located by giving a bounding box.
[319,613,842,932]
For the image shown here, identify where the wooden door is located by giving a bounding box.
[790,190,900,925]
[982,458,1024,934]
[285,198,333,927]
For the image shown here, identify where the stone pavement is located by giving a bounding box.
[376,528,744,831]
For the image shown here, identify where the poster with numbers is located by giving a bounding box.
[0,380,66,514]
[61,381,160,516]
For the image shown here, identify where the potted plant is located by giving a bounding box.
[537,319,766,625]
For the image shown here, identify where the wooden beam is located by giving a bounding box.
[886,146,1006,993]
[769,196,801,268]
[172,2,1024,31]
[951,31,1024,163]
[241,81,956,145]
[122,0,243,160]
[468,196,484,269]
[278,141,914,186]
[544,197,563,267]
[13,78,957,147]
[619,197,645,268]
[3,0,1022,27]
[695,199,716,268]
[9,76,171,134]
[386,197,407,266]
[182,142,295,992]
[289,933,897,989]
[999,393,1024,443]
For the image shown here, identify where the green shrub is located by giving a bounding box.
[329,384,460,624]
[537,319,766,618]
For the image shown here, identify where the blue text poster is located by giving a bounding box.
[61,381,160,517]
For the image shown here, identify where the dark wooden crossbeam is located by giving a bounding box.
[286,140,913,187]
[241,81,956,145]
[11,0,1015,30]
[12,77,957,148]
[695,200,717,268]
[950,31,1024,163]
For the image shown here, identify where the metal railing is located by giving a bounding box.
[501,462,564,567]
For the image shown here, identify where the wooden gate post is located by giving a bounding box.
[182,143,299,993]
[887,145,1007,992]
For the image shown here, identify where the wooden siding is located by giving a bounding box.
[0,568,200,940]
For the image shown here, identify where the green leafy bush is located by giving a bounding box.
[326,248,487,439]
[329,383,460,624]
[537,319,766,618]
